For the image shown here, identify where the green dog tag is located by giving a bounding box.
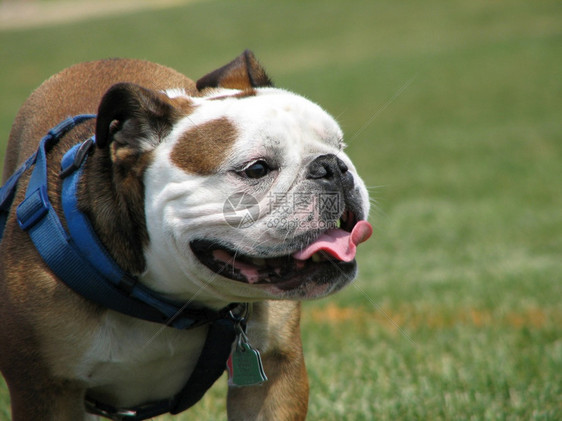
[228,342,268,387]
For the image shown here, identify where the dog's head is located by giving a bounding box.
[94,51,371,306]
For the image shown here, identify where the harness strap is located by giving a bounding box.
[1,115,94,239]
[0,152,36,239]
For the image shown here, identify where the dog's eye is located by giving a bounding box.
[244,160,271,179]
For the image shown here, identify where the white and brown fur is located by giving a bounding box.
[0,51,368,420]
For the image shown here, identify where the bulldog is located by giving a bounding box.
[0,50,372,420]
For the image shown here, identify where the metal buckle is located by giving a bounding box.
[60,137,95,179]
[86,399,138,420]
[229,303,251,328]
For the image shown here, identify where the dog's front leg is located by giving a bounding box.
[227,301,309,421]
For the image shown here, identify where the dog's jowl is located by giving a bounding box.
[0,51,372,420]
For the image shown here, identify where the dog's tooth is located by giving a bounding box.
[311,253,323,263]
[252,258,267,267]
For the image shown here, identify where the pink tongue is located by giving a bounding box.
[292,220,373,262]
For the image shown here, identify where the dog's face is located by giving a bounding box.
[94,56,371,306]
[143,88,370,303]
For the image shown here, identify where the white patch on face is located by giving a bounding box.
[140,87,370,308]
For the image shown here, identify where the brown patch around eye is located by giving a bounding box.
[170,117,237,175]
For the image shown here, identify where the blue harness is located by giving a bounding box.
[0,115,241,420]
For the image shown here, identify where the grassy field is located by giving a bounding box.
[1,0,561,419]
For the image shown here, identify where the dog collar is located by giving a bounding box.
[2,115,245,420]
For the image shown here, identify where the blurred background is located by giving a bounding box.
[1,0,560,419]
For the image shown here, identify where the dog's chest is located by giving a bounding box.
[76,313,208,407]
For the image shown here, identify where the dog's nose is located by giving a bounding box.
[307,154,349,181]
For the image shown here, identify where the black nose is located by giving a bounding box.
[307,154,349,181]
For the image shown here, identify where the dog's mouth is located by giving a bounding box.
[190,212,372,290]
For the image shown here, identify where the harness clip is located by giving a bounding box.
[60,137,95,179]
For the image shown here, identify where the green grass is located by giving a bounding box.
[1,0,561,419]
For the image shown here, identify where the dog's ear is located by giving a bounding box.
[95,82,181,150]
[196,49,273,91]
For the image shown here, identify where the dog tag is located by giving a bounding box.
[227,304,268,387]
[228,342,268,387]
